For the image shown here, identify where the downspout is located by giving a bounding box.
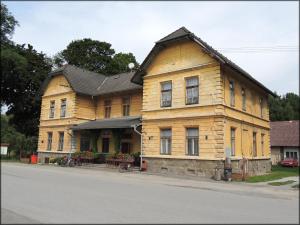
[132,123,143,171]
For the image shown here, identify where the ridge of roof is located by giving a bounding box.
[156,26,191,43]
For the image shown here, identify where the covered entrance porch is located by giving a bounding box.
[71,116,142,157]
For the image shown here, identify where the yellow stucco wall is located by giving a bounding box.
[96,91,142,119]
[142,40,270,160]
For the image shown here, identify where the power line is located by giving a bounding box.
[214,45,299,53]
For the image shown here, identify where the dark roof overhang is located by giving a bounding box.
[71,116,141,130]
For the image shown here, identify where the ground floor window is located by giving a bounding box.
[80,136,90,152]
[160,129,171,155]
[58,132,64,151]
[102,138,109,153]
[121,142,131,154]
[47,132,52,151]
[186,128,199,156]
[285,150,298,159]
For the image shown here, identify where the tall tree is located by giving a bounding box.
[1,43,52,136]
[53,38,139,75]
[1,3,19,44]
[269,92,300,121]
[107,52,139,74]
[53,38,115,74]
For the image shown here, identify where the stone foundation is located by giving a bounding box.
[144,157,272,178]
[38,152,69,164]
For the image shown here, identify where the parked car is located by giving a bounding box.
[280,158,299,167]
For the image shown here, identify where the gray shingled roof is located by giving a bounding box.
[132,27,274,96]
[41,65,142,96]
[71,116,141,130]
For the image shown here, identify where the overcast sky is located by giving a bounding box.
[5,1,299,95]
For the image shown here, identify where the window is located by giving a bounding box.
[80,135,90,152]
[160,129,172,154]
[285,150,298,159]
[186,128,199,156]
[102,138,109,153]
[230,128,236,156]
[261,134,265,156]
[242,88,246,111]
[186,77,199,105]
[161,81,172,107]
[49,101,55,118]
[47,132,53,151]
[122,97,130,116]
[253,132,257,157]
[58,132,64,151]
[104,100,111,118]
[229,81,235,107]
[60,99,66,118]
[259,97,263,118]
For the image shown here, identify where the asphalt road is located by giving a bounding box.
[1,163,299,224]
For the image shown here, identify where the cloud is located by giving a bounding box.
[5,1,299,95]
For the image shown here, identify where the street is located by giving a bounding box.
[1,162,299,224]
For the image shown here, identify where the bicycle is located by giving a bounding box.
[118,162,133,173]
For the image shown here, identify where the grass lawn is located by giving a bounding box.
[268,180,295,186]
[246,165,299,183]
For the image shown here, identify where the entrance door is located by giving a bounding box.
[121,142,131,154]
[102,138,109,153]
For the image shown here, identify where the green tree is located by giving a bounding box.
[107,52,139,74]
[53,38,115,74]
[1,115,37,158]
[269,92,300,121]
[0,3,19,44]
[53,39,139,75]
[1,43,52,136]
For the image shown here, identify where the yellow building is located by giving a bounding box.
[38,27,274,177]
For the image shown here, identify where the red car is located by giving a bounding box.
[280,158,299,167]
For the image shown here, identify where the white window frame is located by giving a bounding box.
[58,132,64,151]
[49,101,55,118]
[160,129,172,155]
[186,128,199,156]
[47,132,53,151]
[284,148,299,159]
[60,99,67,118]
[185,76,199,105]
[161,81,172,107]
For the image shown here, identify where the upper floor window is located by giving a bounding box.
[186,77,199,105]
[47,132,53,151]
[241,88,246,111]
[161,81,172,107]
[160,129,172,155]
[104,99,111,118]
[58,132,64,151]
[60,99,66,118]
[261,133,265,156]
[122,97,130,116]
[229,80,235,107]
[49,101,55,118]
[253,132,257,157]
[186,128,199,156]
[259,97,263,118]
[230,127,236,156]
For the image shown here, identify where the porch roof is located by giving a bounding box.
[71,116,141,130]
